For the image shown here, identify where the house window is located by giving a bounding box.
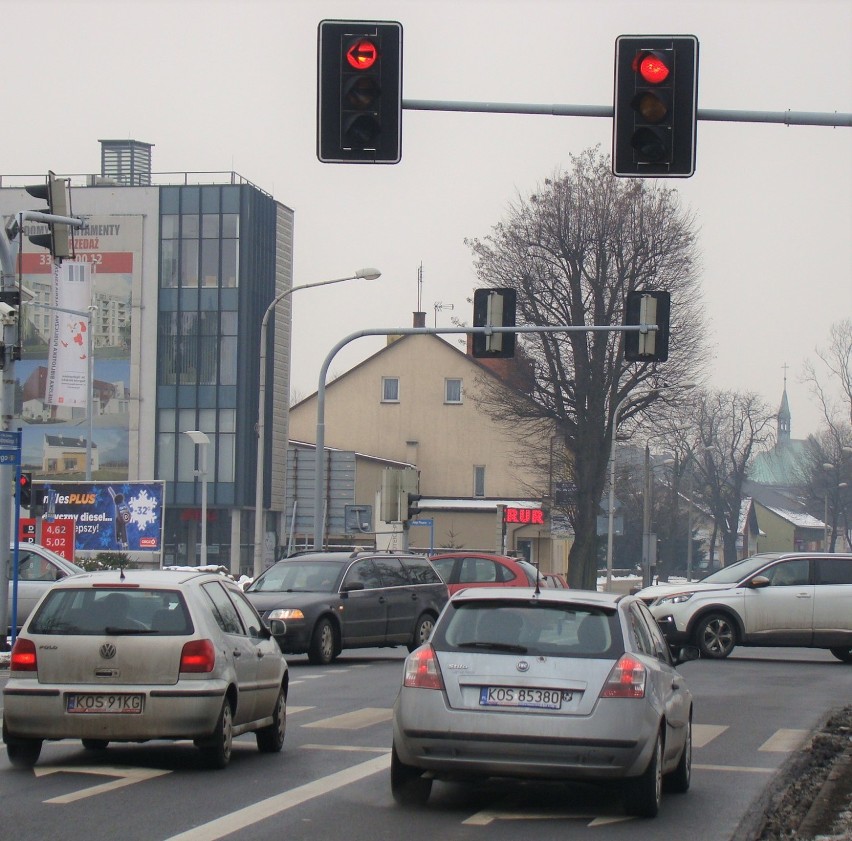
[382,377,400,402]
[445,378,462,404]
[474,465,486,497]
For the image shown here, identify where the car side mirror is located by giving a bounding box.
[268,618,287,637]
[674,645,700,664]
[341,581,365,592]
[749,575,771,589]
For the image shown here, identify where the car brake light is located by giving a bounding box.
[403,645,444,690]
[601,654,647,698]
[10,637,37,672]
[180,639,216,673]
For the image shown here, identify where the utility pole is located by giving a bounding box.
[0,178,83,646]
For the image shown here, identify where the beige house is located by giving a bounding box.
[288,328,569,572]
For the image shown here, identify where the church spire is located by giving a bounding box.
[777,363,791,445]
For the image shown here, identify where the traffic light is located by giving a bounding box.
[25,170,72,259]
[612,36,699,177]
[317,19,403,163]
[624,290,671,362]
[407,493,422,521]
[472,288,517,359]
[18,472,32,508]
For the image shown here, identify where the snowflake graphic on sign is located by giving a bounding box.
[128,489,158,530]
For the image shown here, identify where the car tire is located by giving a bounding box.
[198,699,233,769]
[391,743,432,806]
[3,721,43,769]
[308,617,336,665]
[256,686,287,753]
[624,730,662,818]
[408,613,435,652]
[665,715,692,793]
[695,612,737,659]
[82,739,110,751]
[829,647,852,663]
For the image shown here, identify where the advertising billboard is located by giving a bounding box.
[35,481,165,561]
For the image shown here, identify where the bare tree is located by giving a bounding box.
[802,318,852,426]
[668,390,775,565]
[466,148,707,588]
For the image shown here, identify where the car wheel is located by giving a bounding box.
[829,647,852,663]
[408,613,435,652]
[198,699,233,769]
[82,739,110,751]
[391,743,432,806]
[3,721,43,769]
[695,613,737,659]
[624,730,662,818]
[665,715,692,793]
[256,686,287,753]
[308,618,336,665]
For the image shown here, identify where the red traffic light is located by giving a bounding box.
[634,51,671,85]
[346,38,378,70]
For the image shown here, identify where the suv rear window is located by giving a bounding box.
[432,600,623,659]
[29,588,192,635]
[401,556,443,585]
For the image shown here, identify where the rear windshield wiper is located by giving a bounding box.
[456,641,527,653]
[103,627,158,635]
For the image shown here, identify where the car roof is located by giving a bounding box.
[430,552,525,562]
[276,551,425,564]
[448,586,622,609]
[48,569,232,589]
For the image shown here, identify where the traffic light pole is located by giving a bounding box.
[0,207,83,646]
[311,322,659,550]
[401,99,852,128]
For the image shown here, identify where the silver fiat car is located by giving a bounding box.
[392,588,694,817]
[3,569,289,769]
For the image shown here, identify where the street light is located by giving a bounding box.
[604,382,695,591]
[252,268,381,577]
[184,430,210,567]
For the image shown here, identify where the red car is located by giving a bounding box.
[428,552,541,595]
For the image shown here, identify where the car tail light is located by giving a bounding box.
[601,654,647,698]
[180,639,216,673]
[10,637,37,672]
[403,645,444,690]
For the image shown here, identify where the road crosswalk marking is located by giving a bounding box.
[759,729,808,752]
[692,723,728,747]
[301,707,393,729]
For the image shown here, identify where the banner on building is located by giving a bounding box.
[35,481,165,555]
[46,261,92,407]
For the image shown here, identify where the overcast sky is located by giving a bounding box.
[3,0,850,441]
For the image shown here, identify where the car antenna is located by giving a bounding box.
[534,562,541,595]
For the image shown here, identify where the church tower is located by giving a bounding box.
[777,365,791,446]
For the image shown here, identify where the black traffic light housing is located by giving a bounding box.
[407,493,422,521]
[624,290,671,362]
[25,170,72,259]
[318,19,403,164]
[18,471,33,508]
[612,35,699,177]
[472,288,517,359]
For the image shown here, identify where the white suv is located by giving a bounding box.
[638,552,852,662]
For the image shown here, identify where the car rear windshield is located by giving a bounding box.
[28,588,193,635]
[431,600,623,659]
[248,561,343,593]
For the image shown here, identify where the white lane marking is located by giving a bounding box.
[694,764,775,773]
[759,729,808,752]
[301,707,392,729]
[693,723,728,747]
[35,766,172,804]
[301,744,390,753]
[163,753,390,841]
[463,810,632,826]
[286,705,314,714]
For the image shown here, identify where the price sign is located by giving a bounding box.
[41,519,75,560]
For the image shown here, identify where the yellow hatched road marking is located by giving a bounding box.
[693,723,728,747]
[759,729,808,752]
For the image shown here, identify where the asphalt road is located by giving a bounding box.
[1,646,850,841]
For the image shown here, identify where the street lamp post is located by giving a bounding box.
[605,382,695,591]
[184,430,210,567]
[252,268,381,578]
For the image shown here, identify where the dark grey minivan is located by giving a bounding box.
[245,551,449,664]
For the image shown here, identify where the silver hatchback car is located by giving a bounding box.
[392,588,695,817]
[3,569,289,769]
